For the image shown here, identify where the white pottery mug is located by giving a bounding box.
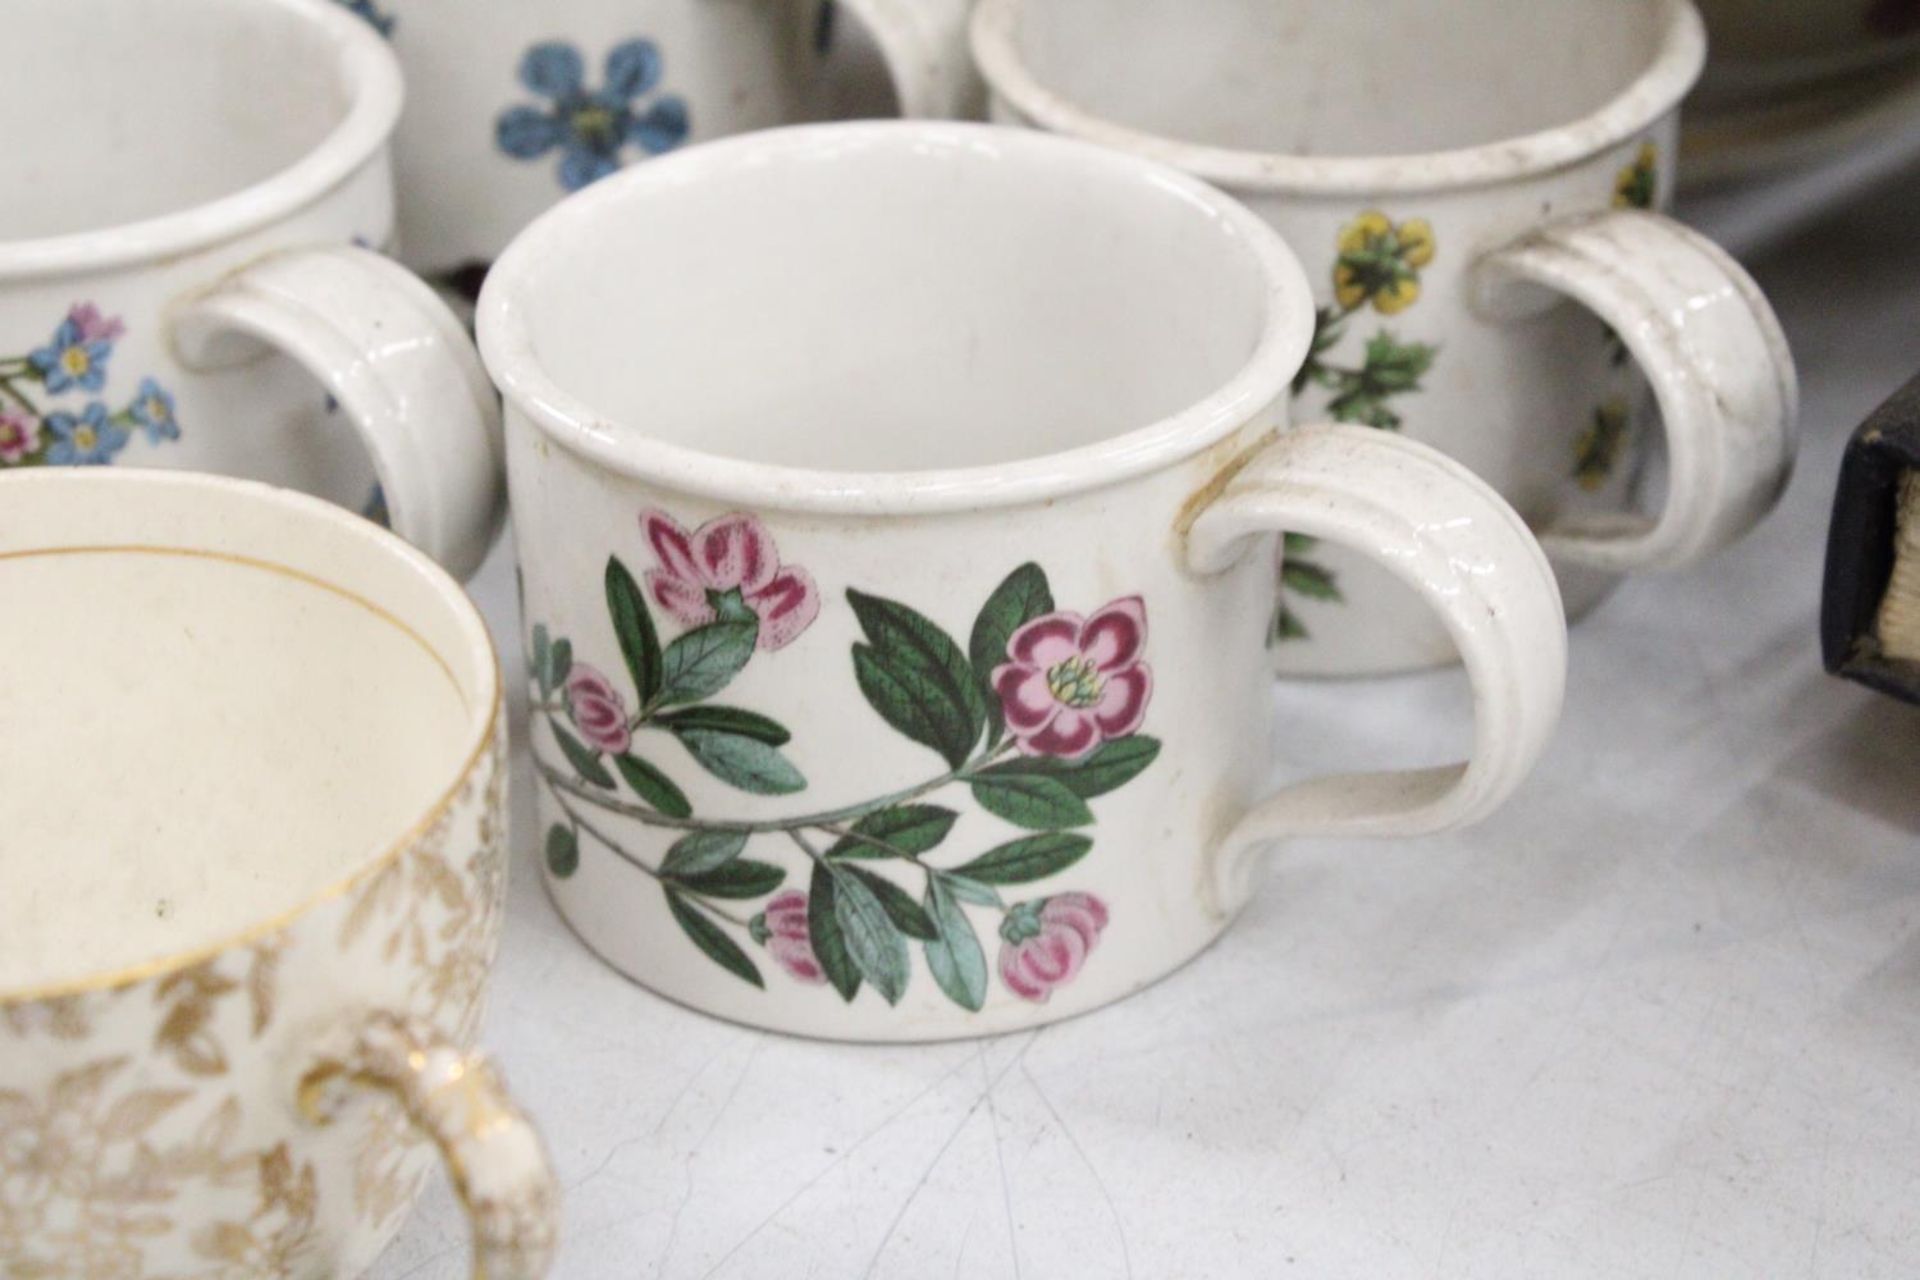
[478,123,1567,1042]
[0,470,555,1277]
[974,0,1800,675]
[0,0,502,580]
[327,0,981,279]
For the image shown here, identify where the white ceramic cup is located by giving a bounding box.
[331,0,980,278]
[974,0,1800,675]
[0,469,555,1278]
[478,123,1567,1042]
[0,0,502,580]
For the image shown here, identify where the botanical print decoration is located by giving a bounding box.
[533,510,1160,1012]
[1273,211,1441,642]
[0,305,181,469]
[497,40,691,192]
[1579,140,1661,490]
[332,0,395,37]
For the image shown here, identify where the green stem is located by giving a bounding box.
[0,375,38,419]
[543,778,752,927]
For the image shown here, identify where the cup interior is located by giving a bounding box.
[485,125,1283,474]
[1004,0,1677,158]
[0,472,497,997]
[0,0,359,242]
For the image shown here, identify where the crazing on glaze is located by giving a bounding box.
[0,306,181,469]
[1272,212,1440,642]
[532,510,1160,1012]
[496,40,691,192]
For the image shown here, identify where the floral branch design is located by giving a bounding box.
[531,511,1159,1011]
[496,40,691,192]
[1273,211,1441,642]
[0,304,181,469]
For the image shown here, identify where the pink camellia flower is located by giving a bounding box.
[564,663,631,754]
[991,598,1152,758]
[641,510,820,651]
[753,890,826,984]
[998,893,1109,1003]
[0,409,40,464]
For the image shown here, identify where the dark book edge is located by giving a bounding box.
[1822,371,1920,705]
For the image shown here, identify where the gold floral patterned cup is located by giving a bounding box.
[0,470,556,1278]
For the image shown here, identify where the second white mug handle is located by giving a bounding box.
[835,0,985,119]
[1475,209,1799,574]
[1185,425,1568,912]
[172,244,505,581]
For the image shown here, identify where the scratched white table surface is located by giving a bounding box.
[368,148,1920,1280]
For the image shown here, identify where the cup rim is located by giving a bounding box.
[0,469,502,1006]
[477,121,1314,516]
[0,0,402,283]
[969,0,1707,196]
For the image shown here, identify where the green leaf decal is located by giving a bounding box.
[974,737,1161,800]
[829,865,910,1005]
[951,833,1093,885]
[970,774,1093,830]
[658,619,759,705]
[1281,560,1341,602]
[531,624,553,695]
[553,724,616,790]
[923,879,987,1012]
[544,824,579,878]
[825,805,959,860]
[809,862,861,1002]
[606,557,663,704]
[675,728,806,795]
[938,873,1004,909]
[969,563,1053,740]
[654,706,791,746]
[675,858,785,900]
[614,753,692,818]
[843,866,938,940]
[550,638,573,689]
[665,889,762,988]
[847,589,985,768]
[660,829,748,877]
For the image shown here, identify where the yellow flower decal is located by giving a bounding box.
[1614,141,1658,211]
[1333,212,1437,315]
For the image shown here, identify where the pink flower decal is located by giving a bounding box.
[998,893,1109,1003]
[565,662,632,754]
[991,597,1152,759]
[641,509,820,651]
[754,890,826,984]
[68,303,125,345]
[0,409,39,464]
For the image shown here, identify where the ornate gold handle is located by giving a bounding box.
[299,1013,559,1279]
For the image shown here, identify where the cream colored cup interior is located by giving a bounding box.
[1010,0,1674,157]
[502,128,1275,473]
[0,472,496,996]
[1,0,355,240]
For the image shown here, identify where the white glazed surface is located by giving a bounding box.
[351,0,979,275]
[0,470,543,1277]
[975,0,1798,675]
[480,123,1564,1042]
[0,0,503,580]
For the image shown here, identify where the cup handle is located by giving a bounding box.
[298,1012,559,1279]
[170,244,505,581]
[835,0,984,118]
[1184,424,1567,911]
[1474,208,1799,573]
